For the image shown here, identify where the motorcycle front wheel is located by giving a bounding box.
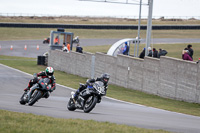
[19,92,27,105]
[28,90,42,106]
[84,96,97,113]
[67,98,76,111]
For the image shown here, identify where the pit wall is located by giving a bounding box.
[48,50,200,103]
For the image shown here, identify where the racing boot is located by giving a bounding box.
[73,90,79,101]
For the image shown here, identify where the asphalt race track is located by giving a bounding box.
[1,64,200,133]
[0,38,200,58]
[1,38,200,133]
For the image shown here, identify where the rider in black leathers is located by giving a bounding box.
[73,73,110,101]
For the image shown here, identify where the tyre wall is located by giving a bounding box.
[1,23,200,29]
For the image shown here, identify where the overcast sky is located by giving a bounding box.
[0,0,200,19]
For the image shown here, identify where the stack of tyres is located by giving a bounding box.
[37,56,45,65]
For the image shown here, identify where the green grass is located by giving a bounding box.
[1,16,200,25]
[0,27,200,41]
[0,55,200,117]
[0,110,169,133]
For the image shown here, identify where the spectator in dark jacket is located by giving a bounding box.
[187,44,193,59]
[153,48,158,58]
[76,44,83,53]
[158,48,168,58]
[183,50,193,61]
[139,48,145,59]
[147,47,152,57]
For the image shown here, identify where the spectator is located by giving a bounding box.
[62,43,68,52]
[122,42,129,55]
[152,48,158,58]
[182,48,188,59]
[158,48,168,58]
[183,50,193,61]
[76,43,83,53]
[54,36,60,45]
[67,42,70,51]
[147,47,152,57]
[139,48,145,59]
[187,44,193,59]
[62,43,66,49]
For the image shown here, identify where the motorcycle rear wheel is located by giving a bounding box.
[28,90,42,106]
[84,96,97,113]
[67,98,76,111]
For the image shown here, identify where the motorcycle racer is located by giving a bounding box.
[73,73,110,101]
[24,67,56,98]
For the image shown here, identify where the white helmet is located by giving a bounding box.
[45,67,54,76]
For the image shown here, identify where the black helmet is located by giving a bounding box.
[101,73,110,84]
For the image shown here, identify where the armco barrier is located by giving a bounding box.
[48,50,200,103]
[1,23,200,29]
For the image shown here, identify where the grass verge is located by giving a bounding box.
[0,27,200,41]
[1,16,200,25]
[0,110,169,133]
[0,55,200,117]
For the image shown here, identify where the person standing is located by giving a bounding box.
[187,44,193,59]
[139,48,145,59]
[54,36,60,45]
[153,48,158,58]
[147,47,152,57]
[122,42,129,55]
[67,42,70,51]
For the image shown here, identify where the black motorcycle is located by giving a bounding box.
[19,74,51,106]
[67,81,106,113]
[43,37,50,44]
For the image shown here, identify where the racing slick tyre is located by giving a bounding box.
[83,96,97,113]
[67,98,76,111]
[28,90,42,106]
[19,92,27,105]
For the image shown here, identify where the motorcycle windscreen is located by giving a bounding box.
[94,81,106,95]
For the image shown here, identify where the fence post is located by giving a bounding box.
[91,55,95,79]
